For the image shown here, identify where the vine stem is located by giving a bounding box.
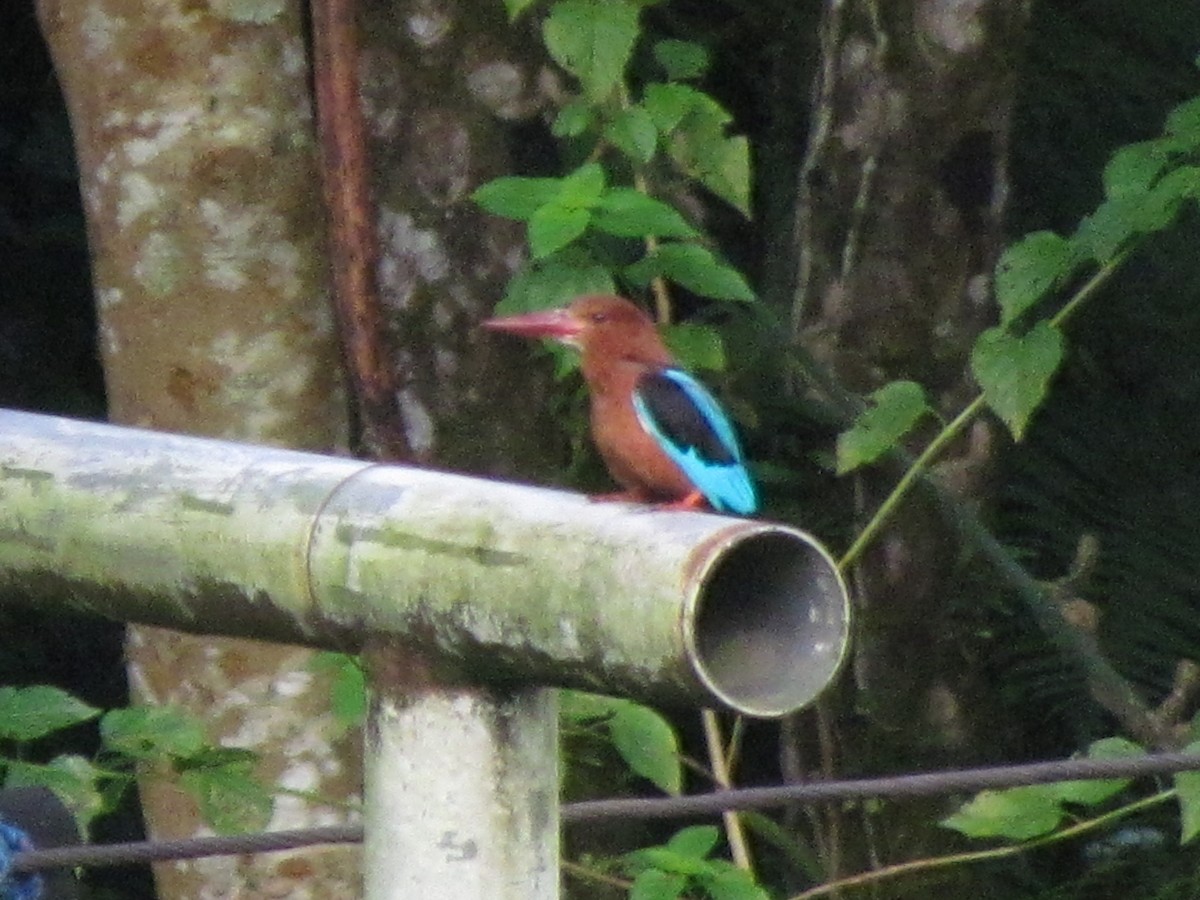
[562,859,633,891]
[701,710,754,871]
[838,397,981,570]
[838,243,1134,571]
[790,789,1172,899]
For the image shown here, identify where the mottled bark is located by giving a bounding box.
[358,0,561,476]
[791,0,1027,832]
[36,0,360,897]
[776,1,1033,883]
[40,0,562,893]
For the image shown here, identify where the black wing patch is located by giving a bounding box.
[634,370,736,465]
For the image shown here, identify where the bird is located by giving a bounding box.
[482,294,757,515]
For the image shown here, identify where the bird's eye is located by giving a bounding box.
[589,312,608,324]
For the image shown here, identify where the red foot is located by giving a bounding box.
[652,490,709,512]
[589,489,709,511]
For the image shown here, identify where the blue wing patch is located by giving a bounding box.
[632,368,757,515]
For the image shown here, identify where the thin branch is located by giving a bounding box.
[829,242,1166,745]
[790,790,1172,899]
[702,709,755,871]
[310,0,411,461]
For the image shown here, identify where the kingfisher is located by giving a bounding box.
[482,294,757,515]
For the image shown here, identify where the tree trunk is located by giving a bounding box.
[38,0,558,895]
[787,0,1029,879]
[36,0,358,896]
[358,0,560,476]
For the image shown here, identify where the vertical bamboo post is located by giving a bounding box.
[364,643,558,900]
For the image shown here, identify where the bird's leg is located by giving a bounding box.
[589,489,650,504]
[653,490,709,512]
[590,489,711,511]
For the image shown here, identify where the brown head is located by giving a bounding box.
[482,295,675,378]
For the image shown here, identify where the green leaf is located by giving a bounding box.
[1174,738,1200,844]
[1046,737,1142,806]
[180,759,273,835]
[558,162,607,207]
[553,100,594,138]
[677,133,751,216]
[627,243,755,302]
[592,189,698,239]
[704,866,770,900]
[642,83,706,135]
[636,846,711,876]
[0,686,99,741]
[1139,166,1200,231]
[7,756,107,827]
[1178,770,1200,844]
[941,785,1065,840]
[1074,163,1200,262]
[473,176,563,221]
[101,706,208,759]
[529,204,591,258]
[653,39,710,80]
[666,824,719,858]
[1071,196,1141,261]
[605,106,659,163]
[609,700,682,795]
[663,322,726,371]
[971,322,1064,441]
[543,0,640,101]
[646,88,749,215]
[498,252,616,316]
[1089,735,1144,757]
[178,745,260,771]
[835,381,930,475]
[1166,95,1200,146]
[311,652,367,732]
[503,0,539,19]
[629,868,688,900]
[994,231,1077,326]
[559,690,621,723]
[1103,140,1177,200]
[1152,165,1200,204]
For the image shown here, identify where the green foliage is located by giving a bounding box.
[624,826,768,900]
[311,651,368,735]
[473,0,753,318]
[843,85,1200,573]
[560,691,682,795]
[972,88,1200,441]
[483,4,1200,900]
[970,322,1065,441]
[495,249,618,318]
[178,747,273,835]
[993,231,1080,326]
[836,381,931,474]
[1174,728,1200,843]
[0,684,272,834]
[653,40,710,82]
[663,322,727,372]
[943,784,1072,841]
[543,0,641,102]
[625,243,754,302]
[0,685,98,740]
[643,84,751,215]
[941,737,1149,843]
[101,706,208,759]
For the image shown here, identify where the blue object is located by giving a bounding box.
[632,367,757,515]
[0,819,41,900]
